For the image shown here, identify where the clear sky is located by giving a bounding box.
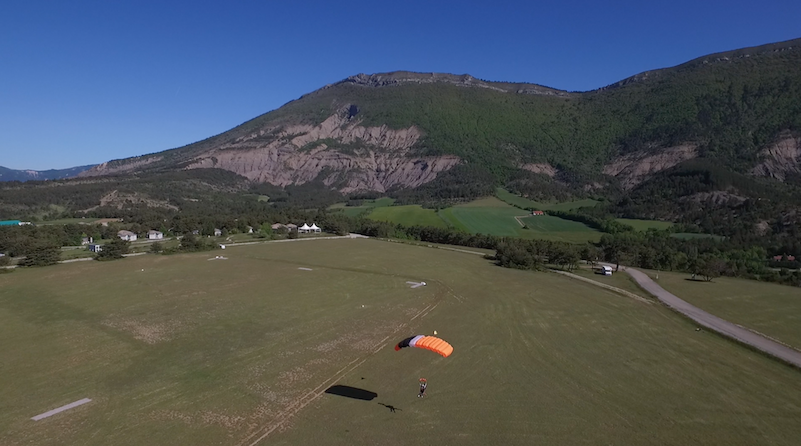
[1,0,799,170]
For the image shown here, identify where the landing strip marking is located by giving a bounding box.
[32,398,92,421]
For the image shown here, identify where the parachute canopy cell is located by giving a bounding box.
[394,335,453,357]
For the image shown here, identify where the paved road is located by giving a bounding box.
[616,265,801,369]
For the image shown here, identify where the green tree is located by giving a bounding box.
[260,223,274,239]
[149,241,163,254]
[179,233,211,252]
[97,239,130,261]
[698,253,726,282]
[20,244,61,267]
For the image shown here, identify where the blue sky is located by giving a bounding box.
[1,1,799,170]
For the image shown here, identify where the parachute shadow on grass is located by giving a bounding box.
[324,385,378,401]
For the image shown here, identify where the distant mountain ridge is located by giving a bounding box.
[0,164,96,182]
[76,36,801,200]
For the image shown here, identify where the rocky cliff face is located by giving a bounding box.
[603,144,699,189]
[81,108,461,193]
[751,133,801,180]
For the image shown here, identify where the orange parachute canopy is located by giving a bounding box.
[394,335,453,357]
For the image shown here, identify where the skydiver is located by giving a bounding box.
[418,378,427,398]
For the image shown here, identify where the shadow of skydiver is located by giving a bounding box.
[324,385,378,401]
[377,403,401,413]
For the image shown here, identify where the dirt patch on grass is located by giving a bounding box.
[151,409,246,430]
[102,317,180,344]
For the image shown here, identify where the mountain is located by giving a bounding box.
[0,164,96,182]
[77,37,801,201]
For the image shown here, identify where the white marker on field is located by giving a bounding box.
[298,267,313,271]
[32,398,92,421]
[406,281,425,289]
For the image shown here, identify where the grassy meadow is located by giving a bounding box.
[641,270,801,351]
[670,233,726,241]
[615,218,673,232]
[438,197,601,243]
[367,205,447,228]
[495,188,600,211]
[330,197,395,217]
[1,239,800,445]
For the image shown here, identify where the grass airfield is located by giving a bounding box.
[1,239,801,445]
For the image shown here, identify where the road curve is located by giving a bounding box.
[619,265,801,369]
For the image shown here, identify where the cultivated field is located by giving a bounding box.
[670,233,726,241]
[615,218,673,232]
[495,188,600,211]
[1,239,800,445]
[642,270,801,350]
[330,198,395,218]
[439,197,601,243]
[367,205,447,228]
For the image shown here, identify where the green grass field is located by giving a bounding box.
[330,198,395,217]
[495,188,600,211]
[367,205,447,228]
[36,218,98,226]
[438,197,601,243]
[639,270,801,351]
[2,240,800,445]
[615,218,674,231]
[671,233,726,241]
[567,265,649,297]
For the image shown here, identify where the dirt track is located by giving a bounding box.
[619,265,801,369]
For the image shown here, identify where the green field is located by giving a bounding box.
[616,218,674,231]
[330,198,395,217]
[671,233,726,241]
[439,197,601,243]
[35,218,98,226]
[495,188,600,211]
[3,239,800,445]
[567,265,649,297]
[640,270,801,351]
[367,205,447,228]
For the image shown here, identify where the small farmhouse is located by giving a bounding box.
[148,230,163,240]
[285,223,298,232]
[531,210,545,216]
[213,228,222,236]
[117,230,137,241]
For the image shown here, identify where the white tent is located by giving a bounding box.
[310,223,321,233]
[299,223,312,233]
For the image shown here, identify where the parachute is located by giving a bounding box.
[394,335,453,357]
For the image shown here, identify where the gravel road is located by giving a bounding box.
[620,265,801,369]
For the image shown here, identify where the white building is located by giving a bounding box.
[214,228,222,236]
[299,223,312,233]
[147,230,163,240]
[117,230,137,241]
[309,223,321,233]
